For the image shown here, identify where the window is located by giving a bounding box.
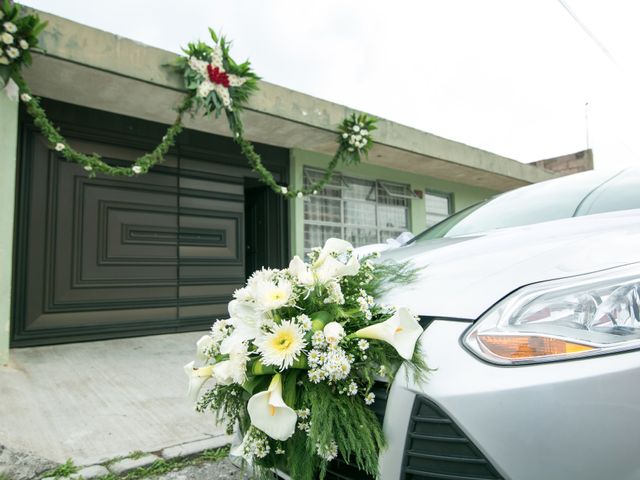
[424,190,453,228]
[303,168,411,251]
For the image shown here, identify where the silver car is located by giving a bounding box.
[362,168,640,480]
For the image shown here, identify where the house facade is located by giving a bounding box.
[0,9,569,363]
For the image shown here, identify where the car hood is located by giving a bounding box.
[377,208,640,320]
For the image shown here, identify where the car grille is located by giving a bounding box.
[402,396,503,479]
[324,380,389,480]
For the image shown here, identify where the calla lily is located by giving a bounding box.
[355,307,423,360]
[315,238,354,265]
[184,361,214,402]
[196,335,214,361]
[288,255,315,286]
[314,254,360,283]
[247,373,297,441]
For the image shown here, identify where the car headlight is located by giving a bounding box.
[463,263,640,365]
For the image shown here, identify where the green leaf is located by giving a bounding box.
[242,374,269,395]
[208,27,219,44]
[282,370,300,407]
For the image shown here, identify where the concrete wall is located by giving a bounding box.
[530,149,594,176]
[0,81,19,365]
[289,149,497,256]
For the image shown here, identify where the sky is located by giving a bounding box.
[23,0,640,170]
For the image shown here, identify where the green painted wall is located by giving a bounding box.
[0,82,19,365]
[289,148,498,257]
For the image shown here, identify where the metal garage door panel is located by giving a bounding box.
[177,163,245,326]
[14,132,181,344]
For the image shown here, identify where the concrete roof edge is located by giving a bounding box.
[25,6,556,185]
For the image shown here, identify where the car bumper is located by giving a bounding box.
[379,319,640,480]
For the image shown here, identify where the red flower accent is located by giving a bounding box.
[207,64,231,88]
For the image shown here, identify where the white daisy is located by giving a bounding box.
[255,320,307,369]
[364,392,375,405]
[254,279,293,312]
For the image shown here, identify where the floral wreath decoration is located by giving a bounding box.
[185,238,429,479]
[3,5,378,197]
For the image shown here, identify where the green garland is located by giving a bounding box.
[3,5,378,196]
[13,73,190,177]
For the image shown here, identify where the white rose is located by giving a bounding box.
[19,39,28,50]
[342,132,348,139]
[355,134,362,141]
[1,32,13,45]
[352,125,360,132]
[6,46,18,58]
[297,191,303,199]
[83,165,93,172]
[54,143,65,152]
[361,129,368,136]
[20,93,31,102]
[132,165,142,174]
[281,186,288,194]
[0,56,8,65]
[0,10,4,20]
[323,322,345,344]
[3,22,17,34]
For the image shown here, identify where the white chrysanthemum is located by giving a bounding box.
[247,268,277,287]
[188,56,208,76]
[256,320,307,369]
[347,381,358,396]
[197,81,215,98]
[316,440,338,461]
[358,339,369,351]
[297,314,312,331]
[233,286,253,302]
[311,331,326,348]
[254,279,293,312]
[3,22,17,33]
[323,280,344,305]
[364,392,375,405]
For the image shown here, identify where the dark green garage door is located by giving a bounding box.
[12,100,289,346]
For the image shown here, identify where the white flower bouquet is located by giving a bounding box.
[185,238,428,479]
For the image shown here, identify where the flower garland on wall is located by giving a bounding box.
[2,4,378,196]
[185,239,428,479]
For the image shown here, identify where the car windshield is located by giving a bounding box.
[412,169,622,243]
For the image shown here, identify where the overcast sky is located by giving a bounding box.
[24,0,640,170]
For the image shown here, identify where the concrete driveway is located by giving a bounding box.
[0,332,228,466]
